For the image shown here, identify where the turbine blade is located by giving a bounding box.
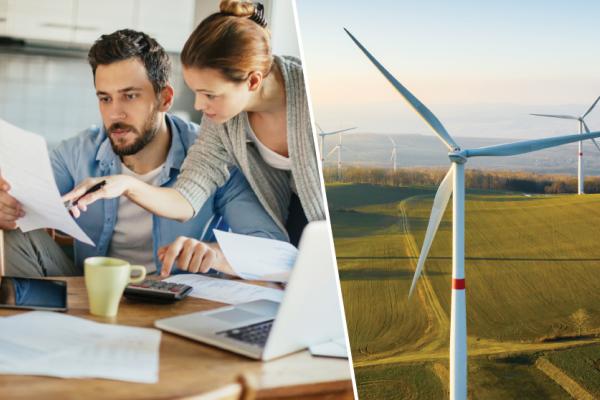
[326,127,356,136]
[582,96,600,118]
[591,138,600,154]
[582,121,600,153]
[326,146,338,158]
[388,136,396,146]
[529,113,579,120]
[466,131,600,158]
[408,166,454,298]
[583,121,591,134]
[316,123,324,134]
[344,28,460,151]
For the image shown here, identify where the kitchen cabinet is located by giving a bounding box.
[0,0,195,52]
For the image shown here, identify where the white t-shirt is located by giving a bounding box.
[246,118,292,171]
[106,163,164,273]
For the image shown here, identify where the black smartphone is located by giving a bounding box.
[0,277,67,312]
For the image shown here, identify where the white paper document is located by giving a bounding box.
[0,119,94,245]
[163,274,284,304]
[309,337,349,359]
[0,311,161,383]
[213,230,298,282]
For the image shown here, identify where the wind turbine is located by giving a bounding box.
[344,28,600,400]
[324,127,356,180]
[316,124,356,165]
[531,96,600,194]
[388,136,398,171]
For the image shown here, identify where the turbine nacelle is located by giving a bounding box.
[448,150,467,164]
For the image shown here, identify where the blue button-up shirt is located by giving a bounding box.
[50,113,286,271]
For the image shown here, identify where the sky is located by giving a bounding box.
[295,0,600,140]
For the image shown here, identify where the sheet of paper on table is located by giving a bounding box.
[0,119,94,245]
[213,229,298,282]
[163,274,284,304]
[0,311,160,383]
[309,337,349,359]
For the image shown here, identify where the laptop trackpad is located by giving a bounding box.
[208,308,264,324]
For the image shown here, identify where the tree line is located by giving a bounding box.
[323,166,600,194]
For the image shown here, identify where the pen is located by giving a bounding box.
[64,180,107,209]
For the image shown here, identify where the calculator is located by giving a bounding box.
[124,279,193,303]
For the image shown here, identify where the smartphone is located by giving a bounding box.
[0,277,67,312]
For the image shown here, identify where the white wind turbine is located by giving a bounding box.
[317,124,356,165]
[531,96,600,194]
[324,126,356,180]
[345,28,600,400]
[388,136,398,171]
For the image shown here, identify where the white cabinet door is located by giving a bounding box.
[0,0,7,36]
[73,0,135,45]
[6,0,74,43]
[136,0,195,53]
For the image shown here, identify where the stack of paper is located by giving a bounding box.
[0,311,161,383]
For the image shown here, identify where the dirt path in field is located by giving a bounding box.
[353,336,600,368]
[356,200,450,363]
[535,357,596,400]
[399,201,449,346]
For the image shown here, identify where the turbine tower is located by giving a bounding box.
[531,96,600,194]
[388,136,398,171]
[325,127,356,180]
[316,124,356,165]
[345,28,600,400]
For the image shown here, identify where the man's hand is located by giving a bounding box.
[0,173,24,230]
[158,237,228,277]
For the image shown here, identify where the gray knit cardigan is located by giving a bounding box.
[173,55,326,236]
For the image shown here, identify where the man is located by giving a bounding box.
[0,29,285,278]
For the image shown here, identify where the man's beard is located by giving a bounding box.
[107,109,161,156]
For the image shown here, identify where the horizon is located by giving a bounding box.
[296,0,600,140]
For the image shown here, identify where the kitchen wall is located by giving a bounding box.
[0,48,194,148]
[0,0,297,148]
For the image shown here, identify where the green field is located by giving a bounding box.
[546,343,600,396]
[355,363,445,400]
[327,183,600,398]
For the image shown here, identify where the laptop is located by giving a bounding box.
[154,221,346,361]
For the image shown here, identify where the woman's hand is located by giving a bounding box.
[62,175,134,218]
[158,237,234,277]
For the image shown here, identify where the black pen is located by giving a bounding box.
[64,180,107,209]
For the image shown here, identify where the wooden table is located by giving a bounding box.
[0,277,354,399]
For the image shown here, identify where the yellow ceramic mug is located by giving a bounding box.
[84,257,146,317]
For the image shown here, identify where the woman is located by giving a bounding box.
[65,1,326,265]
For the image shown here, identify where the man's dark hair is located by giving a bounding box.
[88,29,171,94]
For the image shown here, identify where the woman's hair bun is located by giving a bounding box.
[220,0,255,18]
[220,0,267,27]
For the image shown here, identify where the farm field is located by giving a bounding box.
[327,183,600,398]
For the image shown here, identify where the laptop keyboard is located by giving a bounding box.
[217,319,274,347]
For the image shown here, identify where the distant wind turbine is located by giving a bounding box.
[388,136,398,171]
[345,27,600,400]
[324,126,356,180]
[316,124,356,164]
[531,97,600,194]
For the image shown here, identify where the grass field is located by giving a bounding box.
[404,192,600,341]
[546,343,600,396]
[354,363,445,400]
[327,183,600,398]
[468,355,570,399]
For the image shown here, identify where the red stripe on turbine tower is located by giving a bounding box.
[452,278,465,290]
